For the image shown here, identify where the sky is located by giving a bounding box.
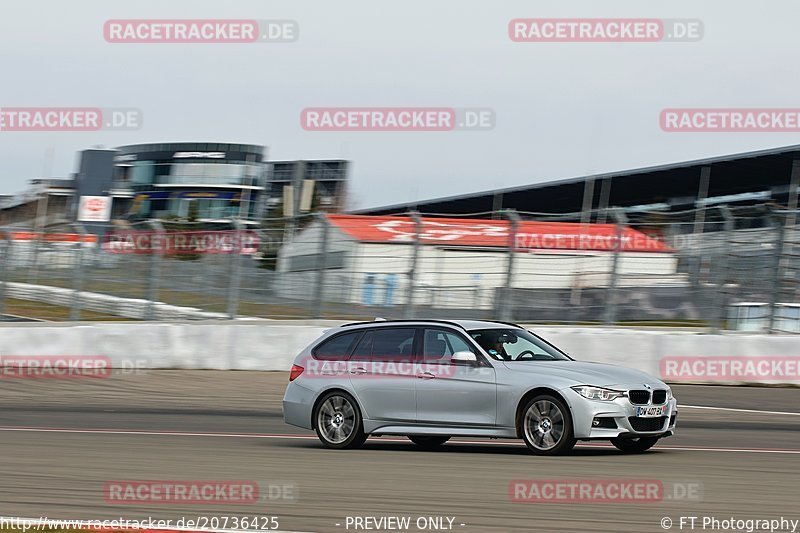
[1,0,800,210]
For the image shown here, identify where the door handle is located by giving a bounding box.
[417,372,436,380]
[350,367,367,375]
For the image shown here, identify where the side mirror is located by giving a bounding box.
[452,351,478,364]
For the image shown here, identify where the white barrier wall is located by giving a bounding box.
[0,321,328,371]
[535,327,800,386]
[0,321,798,385]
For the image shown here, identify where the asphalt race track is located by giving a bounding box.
[0,371,799,533]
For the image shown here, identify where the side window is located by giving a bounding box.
[422,328,475,363]
[313,331,363,360]
[350,328,416,362]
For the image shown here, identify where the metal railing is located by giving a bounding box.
[1,204,799,333]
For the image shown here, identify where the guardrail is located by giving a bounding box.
[5,282,238,321]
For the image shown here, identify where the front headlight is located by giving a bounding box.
[571,385,624,401]
[666,387,673,400]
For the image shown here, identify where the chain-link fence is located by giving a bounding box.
[1,204,799,333]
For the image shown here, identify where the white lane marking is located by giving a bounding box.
[0,313,46,322]
[1,426,800,455]
[0,517,312,533]
[0,426,314,439]
[682,405,800,416]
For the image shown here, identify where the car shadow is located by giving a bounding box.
[273,437,649,457]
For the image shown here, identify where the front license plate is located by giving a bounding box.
[637,405,666,417]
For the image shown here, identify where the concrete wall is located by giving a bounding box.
[0,321,798,385]
[0,321,326,371]
[537,327,800,385]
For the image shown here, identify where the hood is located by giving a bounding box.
[502,360,664,389]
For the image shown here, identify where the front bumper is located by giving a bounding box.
[562,387,678,439]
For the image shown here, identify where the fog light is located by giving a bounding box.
[592,417,618,429]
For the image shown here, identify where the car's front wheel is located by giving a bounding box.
[610,436,659,453]
[408,436,450,449]
[314,391,367,449]
[520,395,576,455]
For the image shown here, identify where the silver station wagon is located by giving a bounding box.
[283,319,677,455]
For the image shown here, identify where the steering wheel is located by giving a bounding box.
[515,350,555,361]
[515,350,537,361]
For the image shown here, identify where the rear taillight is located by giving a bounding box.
[289,364,304,382]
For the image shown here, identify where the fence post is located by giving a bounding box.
[786,160,800,229]
[311,213,330,319]
[227,219,245,320]
[500,209,521,321]
[787,209,800,303]
[29,229,41,284]
[603,208,627,325]
[711,206,734,332]
[403,211,423,319]
[70,223,87,321]
[767,209,786,334]
[145,220,165,321]
[0,228,12,319]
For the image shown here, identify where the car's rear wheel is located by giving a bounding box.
[520,395,575,455]
[314,391,367,449]
[611,436,659,453]
[408,436,450,449]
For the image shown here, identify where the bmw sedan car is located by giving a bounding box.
[283,319,677,455]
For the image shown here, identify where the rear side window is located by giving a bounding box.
[313,331,363,360]
[350,327,416,362]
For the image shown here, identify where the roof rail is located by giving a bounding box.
[472,319,524,329]
[339,318,468,330]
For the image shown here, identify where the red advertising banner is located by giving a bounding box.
[326,215,671,253]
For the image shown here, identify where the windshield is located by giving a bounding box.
[469,329,571,362]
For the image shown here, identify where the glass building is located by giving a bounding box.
[110,142,267,224]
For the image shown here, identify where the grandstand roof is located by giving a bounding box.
[356,144,800,216]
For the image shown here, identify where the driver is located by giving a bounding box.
[476,330,511,360]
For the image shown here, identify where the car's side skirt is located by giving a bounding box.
[363,421,517,438]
